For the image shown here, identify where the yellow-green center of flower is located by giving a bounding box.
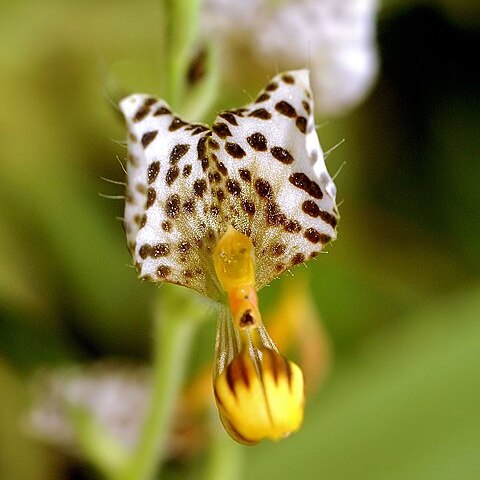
[212,226,305,444]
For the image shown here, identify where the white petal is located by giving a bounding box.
[210,70,338,289]
[120,70,338,296]
[120,95,221,298]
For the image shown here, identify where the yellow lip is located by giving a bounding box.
[214,347,305,445]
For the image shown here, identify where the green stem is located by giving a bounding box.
[70,406,128,478]
[181,41,220,122]
[163,0,202,109]
[116,287,206,480]
[203,420,243,480]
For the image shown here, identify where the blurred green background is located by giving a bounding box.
[0,0,479,479]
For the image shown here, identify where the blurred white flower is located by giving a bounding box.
[201,0,266,38]
[27,362,205,459]
[202,0,379,116]
[28,362,151,451]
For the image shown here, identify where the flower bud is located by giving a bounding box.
[213,347,305,444]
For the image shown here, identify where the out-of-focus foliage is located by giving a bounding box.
[245,285,480,480]
[0,0,478,479]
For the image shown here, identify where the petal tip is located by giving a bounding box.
[119,93,150,121]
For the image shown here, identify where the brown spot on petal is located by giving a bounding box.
[178,241,192,254]
[133,215,142,227]
[133,106,150,122]
[212,122,232,139]
[128,153,139,166]
[165,194,180,218]
[319,210,338,228]
[226,179,241,196]
[266,201,286,226]
[154,106,171,116]
[249,108,271,120]
[255,93,270,103]
[266,82,278,91]
[147,161,160,184]
[151,243,170,257]
[230,108,248,116]
[304,210,335,230]
[275,263,284,272]
[219,112,238,126]
[247,132,267,151]
[169,117,187,131]
[272,243,286,256]
[182,164,192,177]
[242,200,256,216]
[225,142,246,159]
[289,172,323,199]
[157,265,171,278]
[197,136,208,159]
[136,183,146,194]
[217,162,228,176]
[191,125,209,135]
[183,269,194,279]
[170,144,190,164]
[216,189,225,202]
[296,116,307,134]
[187,47,206,85]
[209,138,220,150]
[271,146,294,165]
[201,157,209,172]
[142,131,158,148]
[319,233,332,245]
[292,253,305,265]
[139,244,151,259]
[254,178,273,199]
[194,179,207,197]
[165,166,179,186]
[302,200,320,218]
[146,187,156,208]
[275,101,296,118]
[239,169,251,182]
[183,200,195,214]
[304,227,320,244]
[284,220,301,233]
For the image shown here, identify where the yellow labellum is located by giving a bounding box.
[214,348,304,444]
[213,226,305,444]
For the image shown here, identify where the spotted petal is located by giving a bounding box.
[120,96,220,298]
[120,70,338,298]
[210,70,338,289]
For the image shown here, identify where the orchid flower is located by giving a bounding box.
[120,69,338,444]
